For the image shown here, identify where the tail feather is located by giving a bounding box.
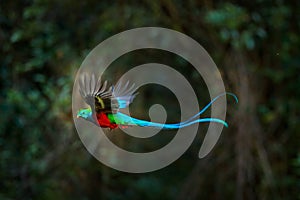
[111,92,237,129]
[181,92,238,124]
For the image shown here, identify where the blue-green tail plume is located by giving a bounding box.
[109,93,238,129]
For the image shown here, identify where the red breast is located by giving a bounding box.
[96,112,118,129]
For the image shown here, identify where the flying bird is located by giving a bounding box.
[76,74,238,130]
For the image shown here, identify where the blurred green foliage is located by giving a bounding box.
[0,0,299,199]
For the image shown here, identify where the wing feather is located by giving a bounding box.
[79,74,138,113]
[112,79,138,110]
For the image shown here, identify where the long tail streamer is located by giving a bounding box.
[112,93,238,129]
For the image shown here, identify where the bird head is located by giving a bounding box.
[77,108,92,119]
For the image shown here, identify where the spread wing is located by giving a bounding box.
[79,73,138,114]
[112,79,138,110]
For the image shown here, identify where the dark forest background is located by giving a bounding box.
[1,1,299,199]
